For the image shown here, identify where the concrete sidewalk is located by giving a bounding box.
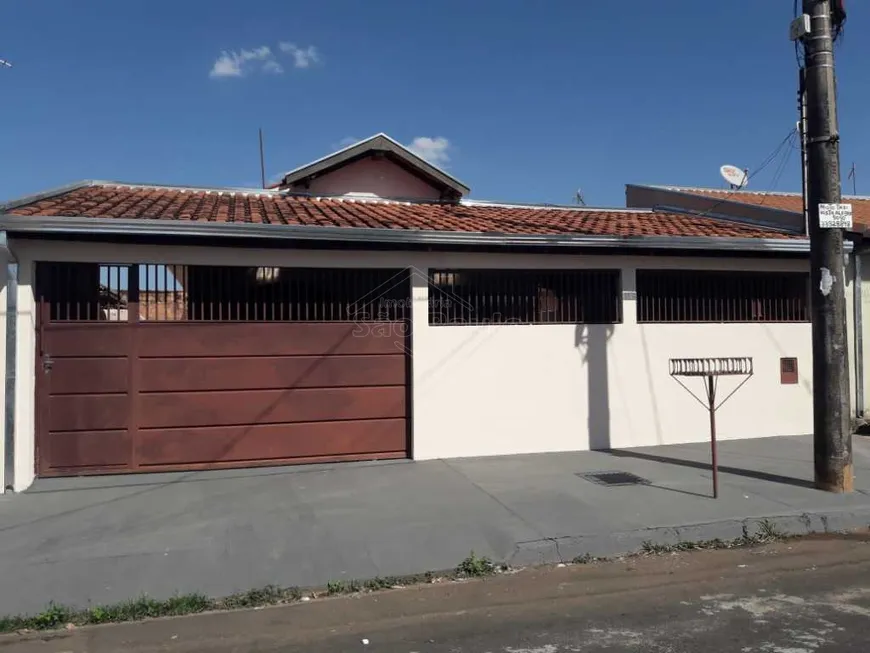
[1,434,869,615]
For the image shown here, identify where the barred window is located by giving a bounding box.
[428,269,622,325]
[37,263,410,322]
[636,270,809,323]
[36,262,131,322]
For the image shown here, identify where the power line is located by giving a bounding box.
[682,127,798,221]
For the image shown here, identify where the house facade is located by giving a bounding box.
[626,183,868,423]
[0,137,825,493]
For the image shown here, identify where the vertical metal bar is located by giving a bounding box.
[653,271,667,322]
[64,264,70,321]
[509,270,516,322]
[234,268,239,322]
[668,272,675,322]
[304,269,310,321]
[636,271,643,322]
[707,374,718,500]
[116,265,122,321]
[244,268,250,321]
[319,268,325,321]
[283,268,290,321]
[262,269,268,322]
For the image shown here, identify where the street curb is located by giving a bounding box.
[507,507,870,567]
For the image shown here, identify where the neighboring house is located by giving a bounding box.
[0,136,830,493]
[626,183,870,423]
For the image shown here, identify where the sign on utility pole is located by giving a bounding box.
[794,1,852,492]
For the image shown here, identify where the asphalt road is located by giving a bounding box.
[4,533,870,652]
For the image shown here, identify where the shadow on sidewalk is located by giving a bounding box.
[604,449,816,490]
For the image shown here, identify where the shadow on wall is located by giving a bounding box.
[639,326,665,445]
[576,324,615,450]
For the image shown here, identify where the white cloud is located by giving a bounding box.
[209,45,279,78]
[210,42,321,79]
[279,42,321,68]
[262,59,284,75]
[407,136,451,166]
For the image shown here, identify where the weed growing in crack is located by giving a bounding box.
[456,551,497,577]
[639,522,787,556]
[571,553,606,564]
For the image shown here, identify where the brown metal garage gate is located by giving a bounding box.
[35,262,411,477]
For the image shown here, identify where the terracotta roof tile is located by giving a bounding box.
[5,184,802,240]
[675,187,870,229]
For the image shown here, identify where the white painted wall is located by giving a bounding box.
[3,240,814,491]
[0,262,6,490]
[858,252,870,418]
[411,255,812,459]
[297,157,443,200]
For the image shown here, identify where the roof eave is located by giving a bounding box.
[0,214,822,253]
[626,184,805,219]
[629,184,870,237]
[0,180,98,212]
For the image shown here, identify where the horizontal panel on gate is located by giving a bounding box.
[48,358,129,395]
[139,386,406,429]
[137,323,408,358]
[42,430,131,471]
[48,395,130,432]
[139,354,406,393]
[43,325,134,357]
[135,419,407,466]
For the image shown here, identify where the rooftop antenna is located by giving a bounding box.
[258,128,266,189]
[848,162,857,196]
[719,164,749,190]
[574,188,586,206]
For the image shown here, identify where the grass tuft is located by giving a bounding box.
[0,522,793,635]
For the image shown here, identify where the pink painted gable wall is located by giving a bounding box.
[300,157,443,200]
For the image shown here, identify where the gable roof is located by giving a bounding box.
[0,181,809,253]
[278,133,471,199]
[640,184,870,231]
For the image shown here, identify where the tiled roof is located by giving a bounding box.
[4,183,800,240]
[669,187,870,229]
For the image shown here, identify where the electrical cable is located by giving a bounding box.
[757,131,797,206]
[683,127,798,221]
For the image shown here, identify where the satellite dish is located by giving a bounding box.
[720,165,748,189]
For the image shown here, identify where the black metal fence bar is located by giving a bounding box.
[38,263,411,323]
[428,269,622,325]
[637,270,809,323]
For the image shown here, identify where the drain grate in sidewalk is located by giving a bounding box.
[578,471,650,487]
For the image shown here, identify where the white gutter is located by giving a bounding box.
[0,214,829,253]
[0,232,16,493]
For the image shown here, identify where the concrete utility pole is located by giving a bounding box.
[800,0,853,492]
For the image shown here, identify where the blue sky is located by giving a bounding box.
[1,0,867,207]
